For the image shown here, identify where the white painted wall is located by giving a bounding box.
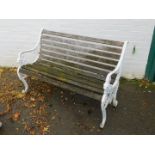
[0,19,154,79]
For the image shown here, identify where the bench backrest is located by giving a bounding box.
[39,29,124,80]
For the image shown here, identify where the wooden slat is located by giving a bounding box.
[41,34,122,51]
[23,63,103,93]
[41,44,120,64]
[36,60,105,84]
[36,59,108,81]
[41,39,122,54]
[40,50,115,70]
[42,29,124,47]
[40,54,111,76]
[20,68,102,101]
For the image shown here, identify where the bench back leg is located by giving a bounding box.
[17,67,29,93]
[112,81,119,107]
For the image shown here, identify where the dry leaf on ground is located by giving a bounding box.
[11,112,20,121]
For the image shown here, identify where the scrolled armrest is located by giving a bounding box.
[104,41,128,87]
[17,44,40,66]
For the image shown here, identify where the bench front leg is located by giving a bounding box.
[100,72,121,128]
[100,82,113,128]
[100,93,108,128]
[112,79,120,107]
[17,44,40,93]
[17,66,29,93]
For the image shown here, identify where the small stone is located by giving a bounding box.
[52,116,55,120]
[97,129,101,132]
[47,89,51,92]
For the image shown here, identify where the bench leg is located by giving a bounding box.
[100,94,108,128]
[112,82,119,107]
[17,67,29,93]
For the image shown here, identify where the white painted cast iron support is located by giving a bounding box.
[17,43,40,93]
[100,41,128,128]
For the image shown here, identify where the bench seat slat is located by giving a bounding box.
[22,63,104,93]
[20,67,102,101]
[36,59,109,81]
[35,61,105,84]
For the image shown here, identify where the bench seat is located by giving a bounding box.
[20,60,114,100]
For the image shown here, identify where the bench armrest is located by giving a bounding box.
[17,43,40,66]
[104,41,128,89]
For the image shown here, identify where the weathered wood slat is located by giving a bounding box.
[36,60,105,84]
[21,68,102,100]
[40,54,111,76]
[40,50,115,70]
[37,59,108,81]
[23,63,103,93]
[42,29,124,47]
[41,39,122,54]
[35,60,105,83]
[41,34,122,51]
[41,45,119,65]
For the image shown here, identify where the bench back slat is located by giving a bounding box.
[40,50,116,70]
[42,29,124,47]
[41,37,122,54]
[41,42,120,59]
[38,29,124,80]
[40,54,110,76]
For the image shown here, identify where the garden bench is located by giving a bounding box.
[17,29,128,128]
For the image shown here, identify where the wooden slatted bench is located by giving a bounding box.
[17,29,128,128]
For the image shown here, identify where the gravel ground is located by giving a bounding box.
[0,68,155,135]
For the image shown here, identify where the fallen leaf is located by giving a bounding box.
[16,93,25,99]
[0,104,11,116]
[11,112,20,121]
[29,128,35,135]
[30,97,35,101]
[43,127,49,132]
[0,68,4,77]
